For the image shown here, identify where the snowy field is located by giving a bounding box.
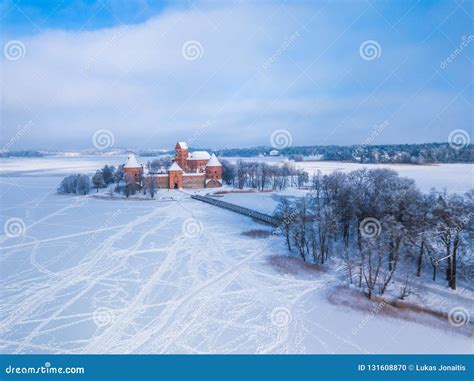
[0,156,473,354]
[219,190,303,215]
[1,156,473,194]
[227,157,473,194]
[0,155,137,177]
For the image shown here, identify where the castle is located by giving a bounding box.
[123,141,222,189]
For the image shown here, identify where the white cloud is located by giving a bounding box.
[0,1,471,150]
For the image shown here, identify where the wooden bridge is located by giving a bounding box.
[190,195,280,227]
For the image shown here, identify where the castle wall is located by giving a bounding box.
[187,160,208,172]
[143,175,168,189]
[205,179,221,188]
[124,167,143,183]
[183,174,206,189]
[206,166,222,181]
[157,175,168,188]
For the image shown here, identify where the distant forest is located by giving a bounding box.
[2,143,473,164]
[0,150,45,158]
[213,143,473,164]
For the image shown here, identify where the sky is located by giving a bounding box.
[0,0,473,151]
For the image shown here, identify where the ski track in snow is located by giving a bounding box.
[0,185,338,354]
[1,176,472,354]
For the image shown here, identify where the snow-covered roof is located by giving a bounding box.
[206,179,222,184]
[124,154,141,168]
[183,173,205,177]
[168,162,183,172]
[188,151,211,161]
[206,153,221,167]
[177,141,188,149]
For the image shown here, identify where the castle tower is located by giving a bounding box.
[123,154,143,184]
[175,142,189,172]
[205,154,222,188]
[168,161,183,189]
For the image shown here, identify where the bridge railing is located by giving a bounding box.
[191,195,280,227]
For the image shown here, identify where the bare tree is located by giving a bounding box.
[274,198,295,251]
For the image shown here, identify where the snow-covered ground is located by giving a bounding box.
[226,157,473,194]
[0,155,141,177]
[1,156,473,194]
[0,157,472,354]
[218,190,304,215]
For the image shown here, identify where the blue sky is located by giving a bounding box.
[1,0,173,33]
[1,0,473,150]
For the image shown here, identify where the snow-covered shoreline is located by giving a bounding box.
[0,158,472,354]
[1,155,472,193]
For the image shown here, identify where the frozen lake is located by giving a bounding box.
[0,156,472,354]
[1,155,473,193]
[226,157,473,194]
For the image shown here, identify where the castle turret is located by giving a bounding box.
[205,154,222,188]
[123,154,143,183]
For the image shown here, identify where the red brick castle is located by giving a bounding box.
[123,141,222,189]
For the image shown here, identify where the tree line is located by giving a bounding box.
[215,142,473,164]
[273,168,473,299]
[0,150,44,158]
[221,159,309,190]
[58,165,121,196]
[58,162,167,198]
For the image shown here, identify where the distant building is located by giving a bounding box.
[269,149,280,156]
[123,141,222,190]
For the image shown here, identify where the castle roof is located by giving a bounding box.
[176,141,188,149]
[124,154,141,168]
[206,153,221,167]
[188,151,211,161]
[206,179,222,185]
[169,162,183,172]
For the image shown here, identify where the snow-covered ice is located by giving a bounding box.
[294,161,474,194]
[226,157,473,194]
[0,158,472,354]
